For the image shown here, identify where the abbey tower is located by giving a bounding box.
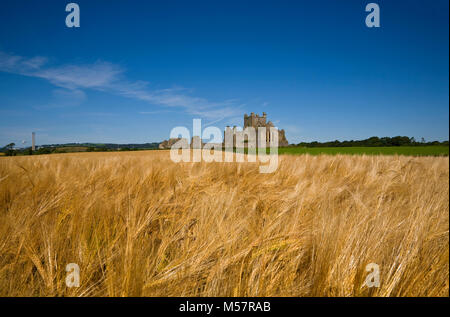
[225,112,289,147]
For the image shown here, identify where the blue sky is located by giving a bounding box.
[0,0,448,146]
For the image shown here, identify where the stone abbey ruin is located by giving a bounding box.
[159,112,288,149]
[225,112,289,148]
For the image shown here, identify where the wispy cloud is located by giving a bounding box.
[139,110,175,115]
[0,51,244,121]
[34,89,86,110]
[115,82,244,120]
[38,63,123,90]
[0,51,124,90]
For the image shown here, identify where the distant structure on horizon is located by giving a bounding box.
[225,112,289,147]
[158,112,289,149]
[32,132,36,151]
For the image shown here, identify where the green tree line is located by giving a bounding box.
[296,136,449,148]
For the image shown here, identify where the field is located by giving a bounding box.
[0,151,448,296]
[54,146,89,153]
[279,146,449,156]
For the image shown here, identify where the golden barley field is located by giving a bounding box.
[0,151,448,297]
